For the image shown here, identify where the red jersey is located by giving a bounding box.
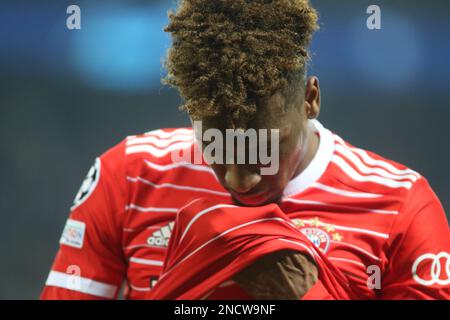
[145,197,356,300]
[41,120,450,299]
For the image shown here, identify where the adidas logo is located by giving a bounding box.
[147,221,174,247]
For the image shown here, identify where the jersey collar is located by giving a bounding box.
[282,119,335,198]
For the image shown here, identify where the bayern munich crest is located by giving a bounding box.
[291,217,343,254]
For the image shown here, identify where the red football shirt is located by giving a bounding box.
[41,120,450,299]
[145,197,356,300]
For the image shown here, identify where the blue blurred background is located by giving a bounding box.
[0,0,449,298]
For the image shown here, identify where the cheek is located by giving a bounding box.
[262,156,294,187]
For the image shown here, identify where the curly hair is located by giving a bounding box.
[163,0,319,128]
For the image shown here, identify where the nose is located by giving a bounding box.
[224,165,262,194]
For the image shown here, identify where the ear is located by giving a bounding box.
[304,76,321,119]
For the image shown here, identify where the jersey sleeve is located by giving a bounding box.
[381,176,450,299]
[41,140,128,300]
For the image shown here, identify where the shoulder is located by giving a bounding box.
[94,127,196,199]
[70,127,193,214]
[124,127,194,164]
[329,132,420,192]
[99,127,194,172]
[329,131,442,220]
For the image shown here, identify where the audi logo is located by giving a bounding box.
[411,252,450,286]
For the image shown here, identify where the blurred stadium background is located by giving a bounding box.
[0,0,449,299]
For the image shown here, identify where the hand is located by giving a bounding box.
[232,250,318,300]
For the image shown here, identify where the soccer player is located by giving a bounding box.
[41,0,449,299]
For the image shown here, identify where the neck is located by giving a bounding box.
[292,123,320,180]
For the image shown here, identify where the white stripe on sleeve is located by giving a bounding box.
[45,271,118,299]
